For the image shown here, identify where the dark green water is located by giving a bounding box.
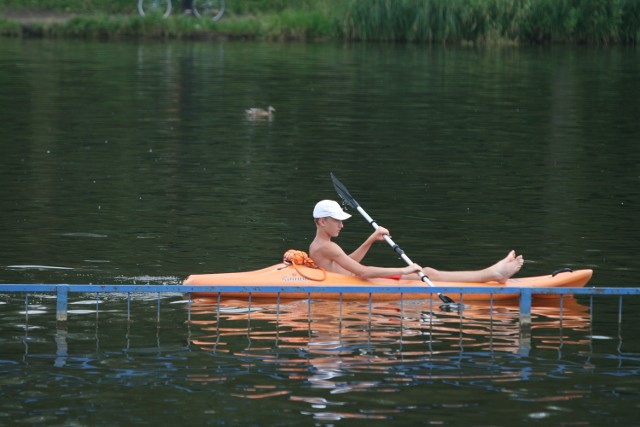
[0,39,639,425]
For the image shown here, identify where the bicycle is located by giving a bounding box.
[137,0,225,21]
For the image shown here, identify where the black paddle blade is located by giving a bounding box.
[436,293,463,311]
[438,294,457,305]
[330,173,360,209]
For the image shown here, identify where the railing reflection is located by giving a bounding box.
[2,284,639,386]
[184,294,600,393]
[188,294,591,358]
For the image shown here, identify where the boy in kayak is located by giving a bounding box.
[309,199,524,283]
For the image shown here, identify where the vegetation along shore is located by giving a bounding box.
[1,0,639,44]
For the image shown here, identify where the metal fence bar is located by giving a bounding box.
[518,288,533,355]
[56,285,69,322]
[3,284,640,326]
[4,284,640,295]
[520,288,533,326]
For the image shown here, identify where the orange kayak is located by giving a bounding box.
[184,264,593,301]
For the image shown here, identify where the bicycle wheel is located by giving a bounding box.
[138,0,172,18]
[193,0,225,21]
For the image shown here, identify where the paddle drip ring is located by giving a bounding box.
[282,250,326,281]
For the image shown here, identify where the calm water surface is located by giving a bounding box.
[0,39,639,425]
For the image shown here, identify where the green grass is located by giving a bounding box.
[340,0,639,44]
[0,17,22,36]
[15,10,338,41]
[516,0,624,44]
[1,0,638,44]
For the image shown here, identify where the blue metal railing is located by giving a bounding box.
[2,284,640,327]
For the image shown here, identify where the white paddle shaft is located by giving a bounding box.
[356,206,436,288]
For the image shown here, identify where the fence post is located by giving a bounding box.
[56,285,69,323]
[519,288,532,327]
[518,288,532,356]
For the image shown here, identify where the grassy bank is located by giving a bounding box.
[1,0,638,44]
[0,11,337,41]
[343,0,640,44]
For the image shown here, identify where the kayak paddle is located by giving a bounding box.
[330,173,457,306]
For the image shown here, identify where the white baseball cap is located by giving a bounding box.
[313,200,352,220]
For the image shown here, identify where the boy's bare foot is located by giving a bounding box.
[492,250,524,283]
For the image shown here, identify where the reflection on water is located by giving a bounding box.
[189,296,592,374]
[1,292,639,424]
